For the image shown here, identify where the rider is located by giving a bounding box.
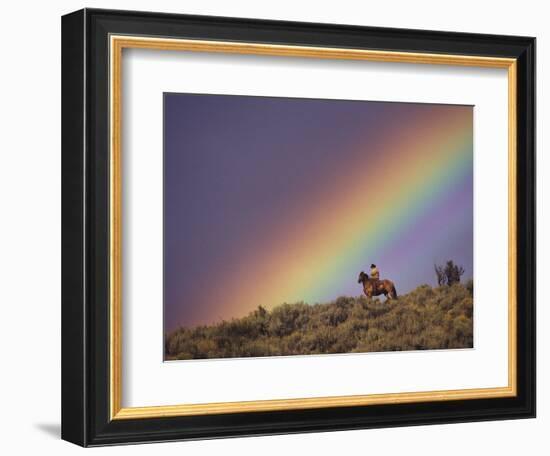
[370,263,380,281]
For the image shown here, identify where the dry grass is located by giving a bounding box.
[165,282,473,360]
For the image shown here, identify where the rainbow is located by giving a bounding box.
[171,102,473,327]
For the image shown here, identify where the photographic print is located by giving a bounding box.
[163,93,474,361]
[62,12,535,443]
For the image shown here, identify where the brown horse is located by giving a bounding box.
[357,271,398,300]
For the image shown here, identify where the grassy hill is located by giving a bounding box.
[165,282,473,360]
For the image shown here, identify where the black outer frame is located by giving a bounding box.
[61,8,536,447]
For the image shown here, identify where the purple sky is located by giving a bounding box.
[163,93,473,330]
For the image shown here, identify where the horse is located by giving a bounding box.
[357,271,398,300]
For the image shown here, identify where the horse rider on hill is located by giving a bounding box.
[370,263,380,281]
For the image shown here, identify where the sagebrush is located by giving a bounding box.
[165,283,473,360]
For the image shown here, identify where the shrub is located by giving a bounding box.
[435,260,466,286]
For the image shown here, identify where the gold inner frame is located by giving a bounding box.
[109,35,518,420]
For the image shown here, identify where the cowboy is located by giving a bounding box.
[370,263,380,280]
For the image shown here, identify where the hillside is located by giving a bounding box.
[165,282,473,360]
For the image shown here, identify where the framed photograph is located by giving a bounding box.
[61,8,535,446]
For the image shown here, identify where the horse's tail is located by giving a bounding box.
[391,284,398,299]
